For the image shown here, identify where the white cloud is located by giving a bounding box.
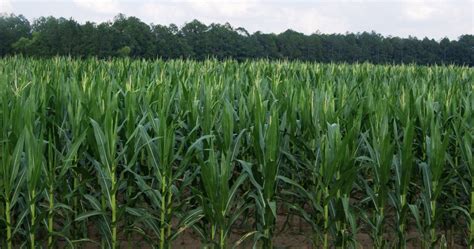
[1,0,13,13]
[140,2,188,24]
[403,2,437,20]
[138,1,349,35]
[282,8,349,34]
[188,0,258,17]
[6,0,473,39]
[400,0,470,21]
[139,1,259,28]
[73,0,122,14]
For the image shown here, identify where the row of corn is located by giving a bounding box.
[0,57,472,248]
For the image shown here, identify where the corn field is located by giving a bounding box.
[0,57,472,248]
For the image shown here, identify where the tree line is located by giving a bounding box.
[1,13,473,66]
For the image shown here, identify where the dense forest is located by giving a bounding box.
[0,13,473,66]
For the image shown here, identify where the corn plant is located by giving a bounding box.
[131,106,212,248]
[467,132,474,248]
[86,91,122,249]
[199,146,248,248]
[0,98,25,249]
[0,57,472,248]
[315,123,359,249]
[392,118,415,249]
[245,88,281,248]
[415,120,450,247]
[456,97,473,247]
[360,114,394,249]
[134,111,179,248]
[197,100,250,248]
[20,91,46,249]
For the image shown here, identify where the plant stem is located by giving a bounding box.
[6,198,12,249]
[166,181,173,241]
[101,191,106,249]
[73,160,79,240]
[29,190,36,249]
[324,187,329,249]
[378,206,384,249]
[48,184,54,248]
[430,199,436,247]
[470,182,474,248]
[111,192,117,249]
[160,176,167,249]
[219,227,225,249]
[111,167,117,249]
[399,193,406,249]
[263,228,272,249]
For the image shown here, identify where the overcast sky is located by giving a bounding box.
[1,0,473,40]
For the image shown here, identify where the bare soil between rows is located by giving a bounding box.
[52,212,466,249]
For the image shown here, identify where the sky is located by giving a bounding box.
[1,0,473,40]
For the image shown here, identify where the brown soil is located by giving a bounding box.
[55,213,466,249]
